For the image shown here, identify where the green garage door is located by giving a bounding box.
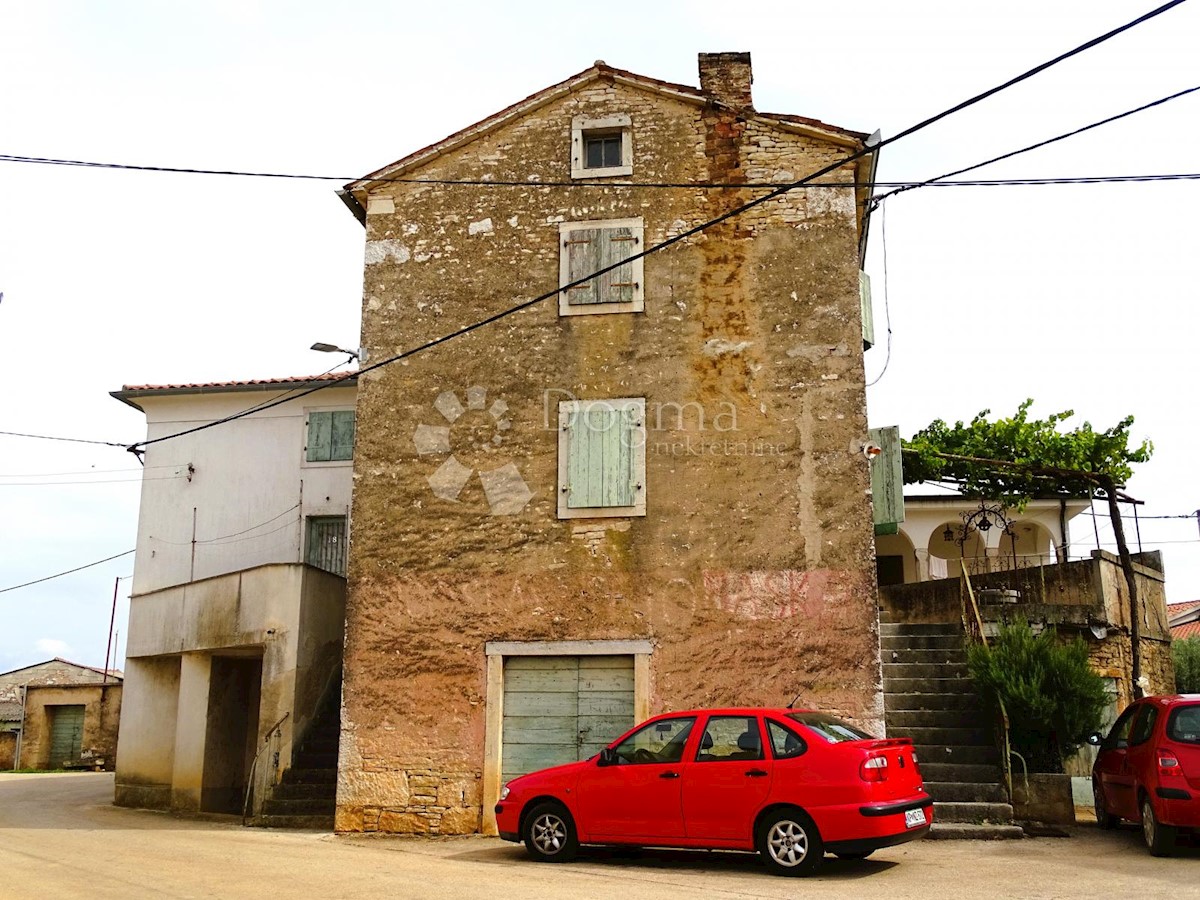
[49,705,85,767]
[502,655,634,784]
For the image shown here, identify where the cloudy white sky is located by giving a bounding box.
[1,1,1197,673]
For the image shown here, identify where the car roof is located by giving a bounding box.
[645,707,822,717]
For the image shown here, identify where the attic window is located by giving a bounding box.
[572,114,632,178]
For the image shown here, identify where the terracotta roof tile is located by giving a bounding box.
[1174,621,1200,640]
[119,372,357,393]
[1168,599,1200,617]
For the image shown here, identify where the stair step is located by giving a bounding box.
[270,781,337,801]
[919,762,1003,783]
[250,814,334,830]
[924,781,1008,803]
[933,802,1014,825]
[886,709,991,729]
[280,767,336,785]
[890,726,992,746]
[881,648,968,665]
[262,798,336,816]
[885,692,980,712]
[883,662,969,680]
[295,751,339,769]
[913,744,1000,765]
[928,823,1025,841]
[879,622,962,637]
[299,739,340,755]
[881,634,968,652]
[884,678,978,695]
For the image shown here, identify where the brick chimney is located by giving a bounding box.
[698,52,753,110]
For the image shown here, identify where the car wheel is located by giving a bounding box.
[1093,782,1116,830]
[1141,795,1176,857]
[758,809,823,877]
[522,801,579,863]
[834,850,873,860]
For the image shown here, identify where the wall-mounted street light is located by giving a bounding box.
[310,342,361,362]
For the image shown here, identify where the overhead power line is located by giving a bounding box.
[0,429,127,447]
[0,549,135,595]
[120,0,1188,453]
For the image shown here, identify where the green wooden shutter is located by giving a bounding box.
[307,411,333,462]
[567,405,635,508]
[869,425,904,535]
[567,228,637,306]
[331,410,355,460]
[860,270,875,350]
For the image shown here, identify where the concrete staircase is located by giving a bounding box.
[251,692,340,830]
[880,618,1023,840]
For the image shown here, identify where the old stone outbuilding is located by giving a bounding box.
[336,53,881,834]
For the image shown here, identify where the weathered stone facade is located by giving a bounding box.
[19,683,123,771]
[338,55,880,834]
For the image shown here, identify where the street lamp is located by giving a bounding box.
[310,342,361,362]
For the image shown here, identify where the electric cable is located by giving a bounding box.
[0,430,127,447]
[126,0,1188,453]
[0,550,135,594]
[865,198,893,388]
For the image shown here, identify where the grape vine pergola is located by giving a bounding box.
[901,401,1154,696]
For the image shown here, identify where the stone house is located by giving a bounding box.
[0,658,121,770]
[110,374,355,821]
[335,53,881,834]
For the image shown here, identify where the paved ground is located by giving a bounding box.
[1,774,1197,899]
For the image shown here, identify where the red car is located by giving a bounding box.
[1091,694,1200,855]
[495,707,932,876]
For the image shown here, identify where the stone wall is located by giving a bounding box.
[339,62,877,834]
[0,731,15,769]
[20,683,122,770]
[0,660,113,705]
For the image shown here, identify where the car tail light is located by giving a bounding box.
[860,755,889,782]
[1158,753,1181,776]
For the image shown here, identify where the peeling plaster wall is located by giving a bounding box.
[20,684,122,771]
[340,74,877,833]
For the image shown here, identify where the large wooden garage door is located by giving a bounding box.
[49,705,85,766]
[502,655,634,784]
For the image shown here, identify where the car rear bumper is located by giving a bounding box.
[1155,793,1200,828]
[827,824,932,856]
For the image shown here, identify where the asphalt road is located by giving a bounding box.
[0,773,1197,899]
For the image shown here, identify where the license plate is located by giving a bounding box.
[904,808,927,828]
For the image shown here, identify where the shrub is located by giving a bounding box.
[1175,637,1200,694]
[967,621,1109,773]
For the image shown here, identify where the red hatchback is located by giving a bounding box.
[1091,694,1200,855]
[494,708,933,876]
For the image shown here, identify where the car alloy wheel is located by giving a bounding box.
[1141,796,1176,857]
[759,810,823,876]
[522,801,579,863]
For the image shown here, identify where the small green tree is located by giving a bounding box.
[1174,638,1200,694]
[967,621,1110,772]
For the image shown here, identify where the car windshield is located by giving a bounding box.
[1167,704,1200,744]
[787,712,874,743]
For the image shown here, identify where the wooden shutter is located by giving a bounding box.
[331,410,355,460]
[860,270,875,350]
[869,425,905,535]
[566,227,638,306]
[306,411,333,462]
[566,405,635,508]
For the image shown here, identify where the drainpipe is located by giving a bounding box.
[1059,499,1070,563]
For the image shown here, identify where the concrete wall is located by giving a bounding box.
[19,683,122,770]
[338,60,879,833]
[115,564,346,812]
[124,385,355,596]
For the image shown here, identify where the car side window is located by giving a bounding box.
[613,717,695,765]
[695,716,763,762]
[1104,704,1141,750]
[767,720,807,759]
[1130,705,1158,747]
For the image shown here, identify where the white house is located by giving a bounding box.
[110,373,355,818]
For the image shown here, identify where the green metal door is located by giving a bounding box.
[49,705,85,766]
[501,656,634,784]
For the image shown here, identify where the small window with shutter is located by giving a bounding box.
[557,398,647,519]
[305,409,355,463]
[558,218,645,317]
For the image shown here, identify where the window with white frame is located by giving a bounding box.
[306,409,355,462]
[571,114,633,179]
[557,398,646,519]
[559,218,645,316]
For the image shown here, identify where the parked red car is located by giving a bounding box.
[495,707,933,876]
[1091,694,1200,855]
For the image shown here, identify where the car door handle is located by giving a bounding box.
[659,771,680,779]
[745,769,768,778]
